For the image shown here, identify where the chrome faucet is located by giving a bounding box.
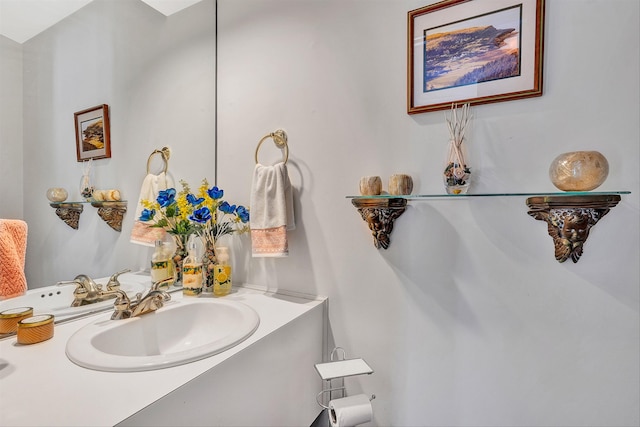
[104,277,173,320]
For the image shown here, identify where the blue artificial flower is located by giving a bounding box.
[189,207,212,224]
[186,193,205,206]
[207,186,224,200]
[219,201,236,214]
[236,205,249,223]
[139,208,155,221]
[157,188,176,208]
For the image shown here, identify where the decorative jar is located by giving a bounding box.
[359,176,382,196]
[388,174,413,195]
[79,159,95,200]
[46,188,68,203]
[548,151,609,191]
[213,246,232,297]
[443,140,471,194]
[443,103,472,195]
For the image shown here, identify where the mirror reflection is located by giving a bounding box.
[0,0,217,289]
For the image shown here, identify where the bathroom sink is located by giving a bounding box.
[0,279,147,320]
[66,298,260,372]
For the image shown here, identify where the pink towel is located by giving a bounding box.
[0,219,28,299]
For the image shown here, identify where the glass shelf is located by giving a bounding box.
[346,191,631,200]
[49,200,128,205]
[348,191,630,262]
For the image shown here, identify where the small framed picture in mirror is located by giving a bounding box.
[74,104,111,161]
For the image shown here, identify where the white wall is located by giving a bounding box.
[17,0,216,286]
[217,1,639,426]
[0,35,23,219]
[2,0,638,425]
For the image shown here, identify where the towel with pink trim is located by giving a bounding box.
[130,172,174,246]
[250,162,295,257]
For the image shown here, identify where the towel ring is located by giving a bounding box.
[255,129,288,165]
[147,147,170,174]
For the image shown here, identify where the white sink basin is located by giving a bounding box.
[66,298,260,372]
[0,278,147,320]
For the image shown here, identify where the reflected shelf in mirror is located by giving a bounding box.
[49,201,127,231]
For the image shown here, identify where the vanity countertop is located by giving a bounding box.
[0,282,325,427]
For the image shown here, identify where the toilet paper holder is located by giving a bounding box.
[314,347,375,410]
[316,388,376,410]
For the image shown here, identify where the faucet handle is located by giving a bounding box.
[56,280,77,287]
[106,269,131,291]
[109,290,132,320]
[57,279,89,300]
[150,276,174,291]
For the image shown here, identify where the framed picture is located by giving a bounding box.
[408,0,545,114]
[74,104,111,161]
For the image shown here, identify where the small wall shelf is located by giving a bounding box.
[49,201,127,231]
[348,191,630,263]
[49,202,84,230]
[525,194,621,263]
[351,198,407,249]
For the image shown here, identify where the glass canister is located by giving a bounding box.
[213,247,232,297]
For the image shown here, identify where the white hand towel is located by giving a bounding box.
[250,162,294,257]
[130,172,174,247]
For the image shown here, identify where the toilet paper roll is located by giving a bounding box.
[328,394,372,427]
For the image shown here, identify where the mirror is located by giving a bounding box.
[0,0,217,288]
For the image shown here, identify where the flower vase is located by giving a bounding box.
[202,241,217,293]
[79,159,95,201]
[171,234,189,286]
[443,138,471,195]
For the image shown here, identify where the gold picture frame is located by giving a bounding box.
[408,0,545,114]
[74,104,111,161]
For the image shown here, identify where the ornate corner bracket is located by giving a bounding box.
[352,198,407,249]
[526,194,621,263]
[50,203,83,229]
[91,201,127,232]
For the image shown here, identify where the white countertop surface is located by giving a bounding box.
[0,277,324,427]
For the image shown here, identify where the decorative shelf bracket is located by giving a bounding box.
[50,201,127,231]
[50,203,83,229]
[352,198,407,249]
[526,195,621,263]
[91,201,127,232]
[348,192,628,260]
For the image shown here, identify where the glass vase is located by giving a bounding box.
[79,159,95,201]
[171,234,189,287]
[443,139,471,195]
[202,240,217,293]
